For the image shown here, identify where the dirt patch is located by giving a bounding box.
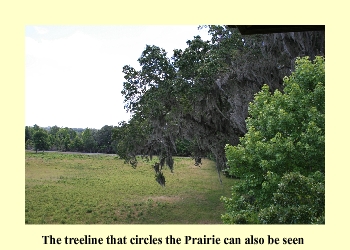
[145,195,183,203]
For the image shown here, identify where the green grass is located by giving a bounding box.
[25,151,237,224]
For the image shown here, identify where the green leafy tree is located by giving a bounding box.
[70,135,83,152]
[67,128,77,140]
[48,125,60,150]
[120,32,244,177]
[95,125,115,153]
[32,129,50,153]
[56,127,71,152]
[221,56,325,224]
[82,128,97,153]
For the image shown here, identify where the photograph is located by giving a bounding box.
[25,25,325,225]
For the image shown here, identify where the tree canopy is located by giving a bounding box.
[32,129,50,153]
[119,26,325,184]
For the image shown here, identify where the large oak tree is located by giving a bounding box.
[119,26,324,184]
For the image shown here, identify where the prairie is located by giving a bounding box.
[25,151,236,224]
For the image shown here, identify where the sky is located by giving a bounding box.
[25,25,211,129]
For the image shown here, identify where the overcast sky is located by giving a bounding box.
[25,25,211,129]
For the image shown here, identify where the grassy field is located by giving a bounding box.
[25,151,237,224]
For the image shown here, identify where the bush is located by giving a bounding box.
[259,171,325,224]
[222,56,325,224]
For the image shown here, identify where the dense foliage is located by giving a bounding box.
[32,129,50,153]
[25,125,116,154]
[119,26,325,184]
[221,56,325,224]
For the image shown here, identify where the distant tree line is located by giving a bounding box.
[25,124,192,156]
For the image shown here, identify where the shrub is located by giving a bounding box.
[222,56,325,224]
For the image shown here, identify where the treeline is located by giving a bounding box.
[25,124,193,156]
